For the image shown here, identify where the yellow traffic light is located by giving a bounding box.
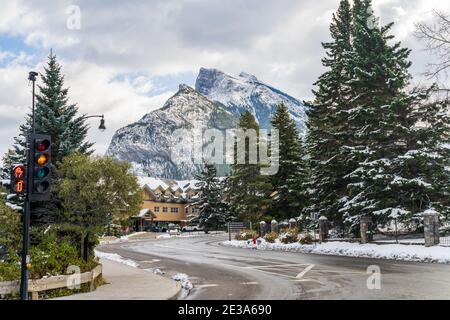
[36,154,49,166]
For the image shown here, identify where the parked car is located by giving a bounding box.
[144,225,161,233]
[182,225,203,232]
[168,223,180,231]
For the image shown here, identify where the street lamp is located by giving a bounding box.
[85,114,106,132]
[19,71,40,300]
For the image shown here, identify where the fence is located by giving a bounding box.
[0,264,102,300]
[228,221,251,241]
[440,235,450,247]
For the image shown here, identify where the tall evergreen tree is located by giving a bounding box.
[192,164,231,232]
[227,112,272,225]
[12,52,93,165]
[303,0,353,224]
[270,103,307,220]
[340,0,450,230]
[10,52,93,227]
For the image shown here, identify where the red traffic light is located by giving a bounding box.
[14,180,25,193]
[13,165,26,179]
[36,139,50,152]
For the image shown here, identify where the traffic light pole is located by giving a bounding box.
[20,72,38,300]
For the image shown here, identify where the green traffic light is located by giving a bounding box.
[35,167,49,179]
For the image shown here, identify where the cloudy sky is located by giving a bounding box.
[1,0,449,157]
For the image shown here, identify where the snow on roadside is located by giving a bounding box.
[172,273,193,296]
[120,232,148,241]
[157,234,172,239]
[157,231,225,240]
[172,273,189,282]
[94,250,140,268]
[222,239,450,264]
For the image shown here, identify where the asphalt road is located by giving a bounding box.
[98,234,450,300]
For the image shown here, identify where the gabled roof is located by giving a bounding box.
[138,177,200,193]
[136,208,156,218]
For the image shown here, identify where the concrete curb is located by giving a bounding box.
[168,282,183,300]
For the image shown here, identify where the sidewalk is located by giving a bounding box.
[55,258,181,300]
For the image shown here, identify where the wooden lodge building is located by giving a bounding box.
[132,177,201,231]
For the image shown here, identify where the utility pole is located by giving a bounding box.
[20,71,38,300]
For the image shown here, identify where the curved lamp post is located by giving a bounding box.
[85,114,106,131]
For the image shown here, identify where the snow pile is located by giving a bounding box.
[172,273,189,282]
[152,268,165,275]
[94,250,140,268]
[120,232,148,241]
[99,237,122,245]
[172,273,193,296]
[157,231,225,239]
[223,239,450,264]
[145,268,165,275]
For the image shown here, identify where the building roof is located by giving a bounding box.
[136,208,156,218]
[138,177,200,193]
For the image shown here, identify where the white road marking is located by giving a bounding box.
[249,269,298,279]
[196,284,219,288]
[296,264,315,279]
[292,279,324,284]
[240,282,259,285]
[246,263,312,269]
[154,244,195,251]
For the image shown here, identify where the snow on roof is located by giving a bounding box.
[138,177,200,193]
[138,208,150,217]
[138,177,169,191]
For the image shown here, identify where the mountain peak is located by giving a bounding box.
[238,72,258,82]
[178,83,195,93]
[195,68,227,96]
[195,68,307,134]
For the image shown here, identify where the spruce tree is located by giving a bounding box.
[227,112,272,225]
[340,0,450,230]
[193,164,231,232]
[10,52,93,227]
[270,103,307,220]
[12,52,92,166]
[303,0,353,225]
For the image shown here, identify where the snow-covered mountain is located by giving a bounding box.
[106,84,238,179]
[106,68,308,179]
[195,68,307,135]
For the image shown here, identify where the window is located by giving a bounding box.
[171,207,179,213]
[154,207,160,212]
[185,207,189,214]
[163,207,168,213]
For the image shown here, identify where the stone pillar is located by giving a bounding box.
[259,221,267,238]
[271,220,278,233]
[318,216,328,242]
[360,216,372,244]
[424,211,440,247]
[289,218,297,229]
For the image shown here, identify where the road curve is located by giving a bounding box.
[98,234,450,300]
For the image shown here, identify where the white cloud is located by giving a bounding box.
[0,0,449,158]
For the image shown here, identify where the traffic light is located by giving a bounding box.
[30,134,51,202]
[10,164,26,194]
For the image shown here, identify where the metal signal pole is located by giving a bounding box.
[20,71,38,300]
